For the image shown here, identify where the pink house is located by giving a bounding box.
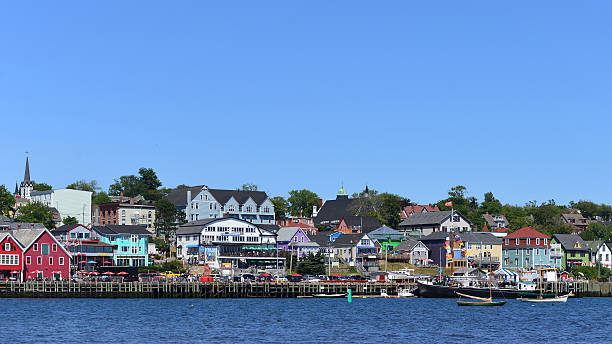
[11,228,71,280]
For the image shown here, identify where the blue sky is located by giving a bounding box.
[2,1,611,205]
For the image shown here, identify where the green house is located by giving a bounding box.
[368,226,404,252]
[551,234,591,270]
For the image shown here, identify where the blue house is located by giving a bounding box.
[92,225,151,266]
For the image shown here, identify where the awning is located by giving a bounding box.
[186,244,200,248]
[486,268,519,282]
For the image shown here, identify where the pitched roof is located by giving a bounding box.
[0,221,46,230]
[505,227,549,239]
[332,233,364,247]
[393,239,420,252]
[208,189,270,206]
[313,196,357,225]
[401,204,439,218]
[482,213,509,227]
[419,231,502,244]
[340,216,381,232]
[552,234,589,251]
[309,233,332,247]
[166,185,205,207]
[276,227,300,242]
[176,218,225,235]
[256,224,280,234]
[92,225,152,236]
[399,211,459,227]
[368,225,403,239]
[52,224,81,233]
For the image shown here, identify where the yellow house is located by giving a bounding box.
[460,232,503,271]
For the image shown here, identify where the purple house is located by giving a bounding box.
[277,227,320,257]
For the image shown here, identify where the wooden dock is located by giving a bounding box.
[0,281,411,298]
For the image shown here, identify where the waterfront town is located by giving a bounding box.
[1,156,611,299]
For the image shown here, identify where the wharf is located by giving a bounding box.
[0,281,411,299]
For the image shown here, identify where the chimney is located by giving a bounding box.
[119,192,124,203]
[186,190,192,221]
[129,198,134,205]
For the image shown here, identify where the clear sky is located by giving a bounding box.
[2,1,611,205]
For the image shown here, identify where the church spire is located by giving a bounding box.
[14,182,19,195]
[24,156,31,182]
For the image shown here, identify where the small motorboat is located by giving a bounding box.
[312,293,346,298]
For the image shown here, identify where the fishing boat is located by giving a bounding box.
[312,293,346,298]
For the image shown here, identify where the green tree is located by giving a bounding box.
[154,197,185,239]
[241,183,258,191]
[296,252,326,275]
[581,222,612,242]
[33,182,52,191]
[109,168,162,201]
[480,192,503,215]
[270,196,289,220]
[92,191,112,205]
[67,180,100,194]
[437,185,484,228]
[17,202,56,229]
[62,216,79,225]
[149,237,171,257]
[377,193,406,229]
[0,185,16,217]
[288,189,319,217]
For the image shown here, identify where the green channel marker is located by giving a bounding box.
[348,288,352,303]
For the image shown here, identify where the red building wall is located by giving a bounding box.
[23,231,70,280]
[0,235,23,274]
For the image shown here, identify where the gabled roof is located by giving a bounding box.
[482,213,509,227]
[399,211,470,227]
[0,232,24,249]
[332,233,364,247]
[166,185,205,207]
[368,225,403,239]
[340,216,381,233]
[401,204,439,218]
[314,196,357,225]
[53,224,89,234]
[9,228,72,257]
[504,227,549,239]
[393,239,420,252]
[92,225,152,236]
[309,233,332,247]
[256,224,280,234]
[208,189,270,206]
[0,221,46,230]
[276,227,301,242]
[552,234,589,251]
[419,231,502,244]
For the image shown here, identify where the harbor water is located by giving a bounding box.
[1,298,610,343]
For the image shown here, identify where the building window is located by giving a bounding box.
[49,256,53,265]
[33,243,38,251]
[4,243,10,251]
[505,239,509,245]
[122,210,126,217]
[544,239,547,245]
[41,244,49,255]
[59,257,64,265]
[37,256,42,265]
[515,238,519,245]
[26,256,31,264]
[526,238,530,245]
[52,244,57,252]
[536,238,540,245]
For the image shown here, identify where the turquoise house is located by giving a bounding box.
[92,225,151,266]
[502,227,561,270]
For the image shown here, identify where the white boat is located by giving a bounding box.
[518,293,572,303]
[398,288,415,298]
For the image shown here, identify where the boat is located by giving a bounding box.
[455,262,506,307]
[517,267,571,303]
[312,293,346,298]
[518,293,572,303]
[397,288,415,298]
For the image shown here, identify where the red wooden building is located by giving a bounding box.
[0,233,23,281]
[8,228,72,280]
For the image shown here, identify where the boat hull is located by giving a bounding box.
[312,293,346,298]
[457,300,507,306]
[417,282,527,299]
[518,295,569,303]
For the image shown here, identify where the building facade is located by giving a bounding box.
[175,218,283,273]
[91,225,151,266]
[502,227,560,270]
[398,210,472,236]
[30,189,92,225]
[92,197,156,233]
[551,234,591,270]
[180,186,275,224]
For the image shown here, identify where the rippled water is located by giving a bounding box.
[1,298,609,343]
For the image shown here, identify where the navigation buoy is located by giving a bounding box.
[348,289,352,303]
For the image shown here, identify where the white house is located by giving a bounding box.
[30,189,92,225]
[175,217,281,272]
[181,186,275,224]
[595,242,612,268]
[398,210,472,236]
